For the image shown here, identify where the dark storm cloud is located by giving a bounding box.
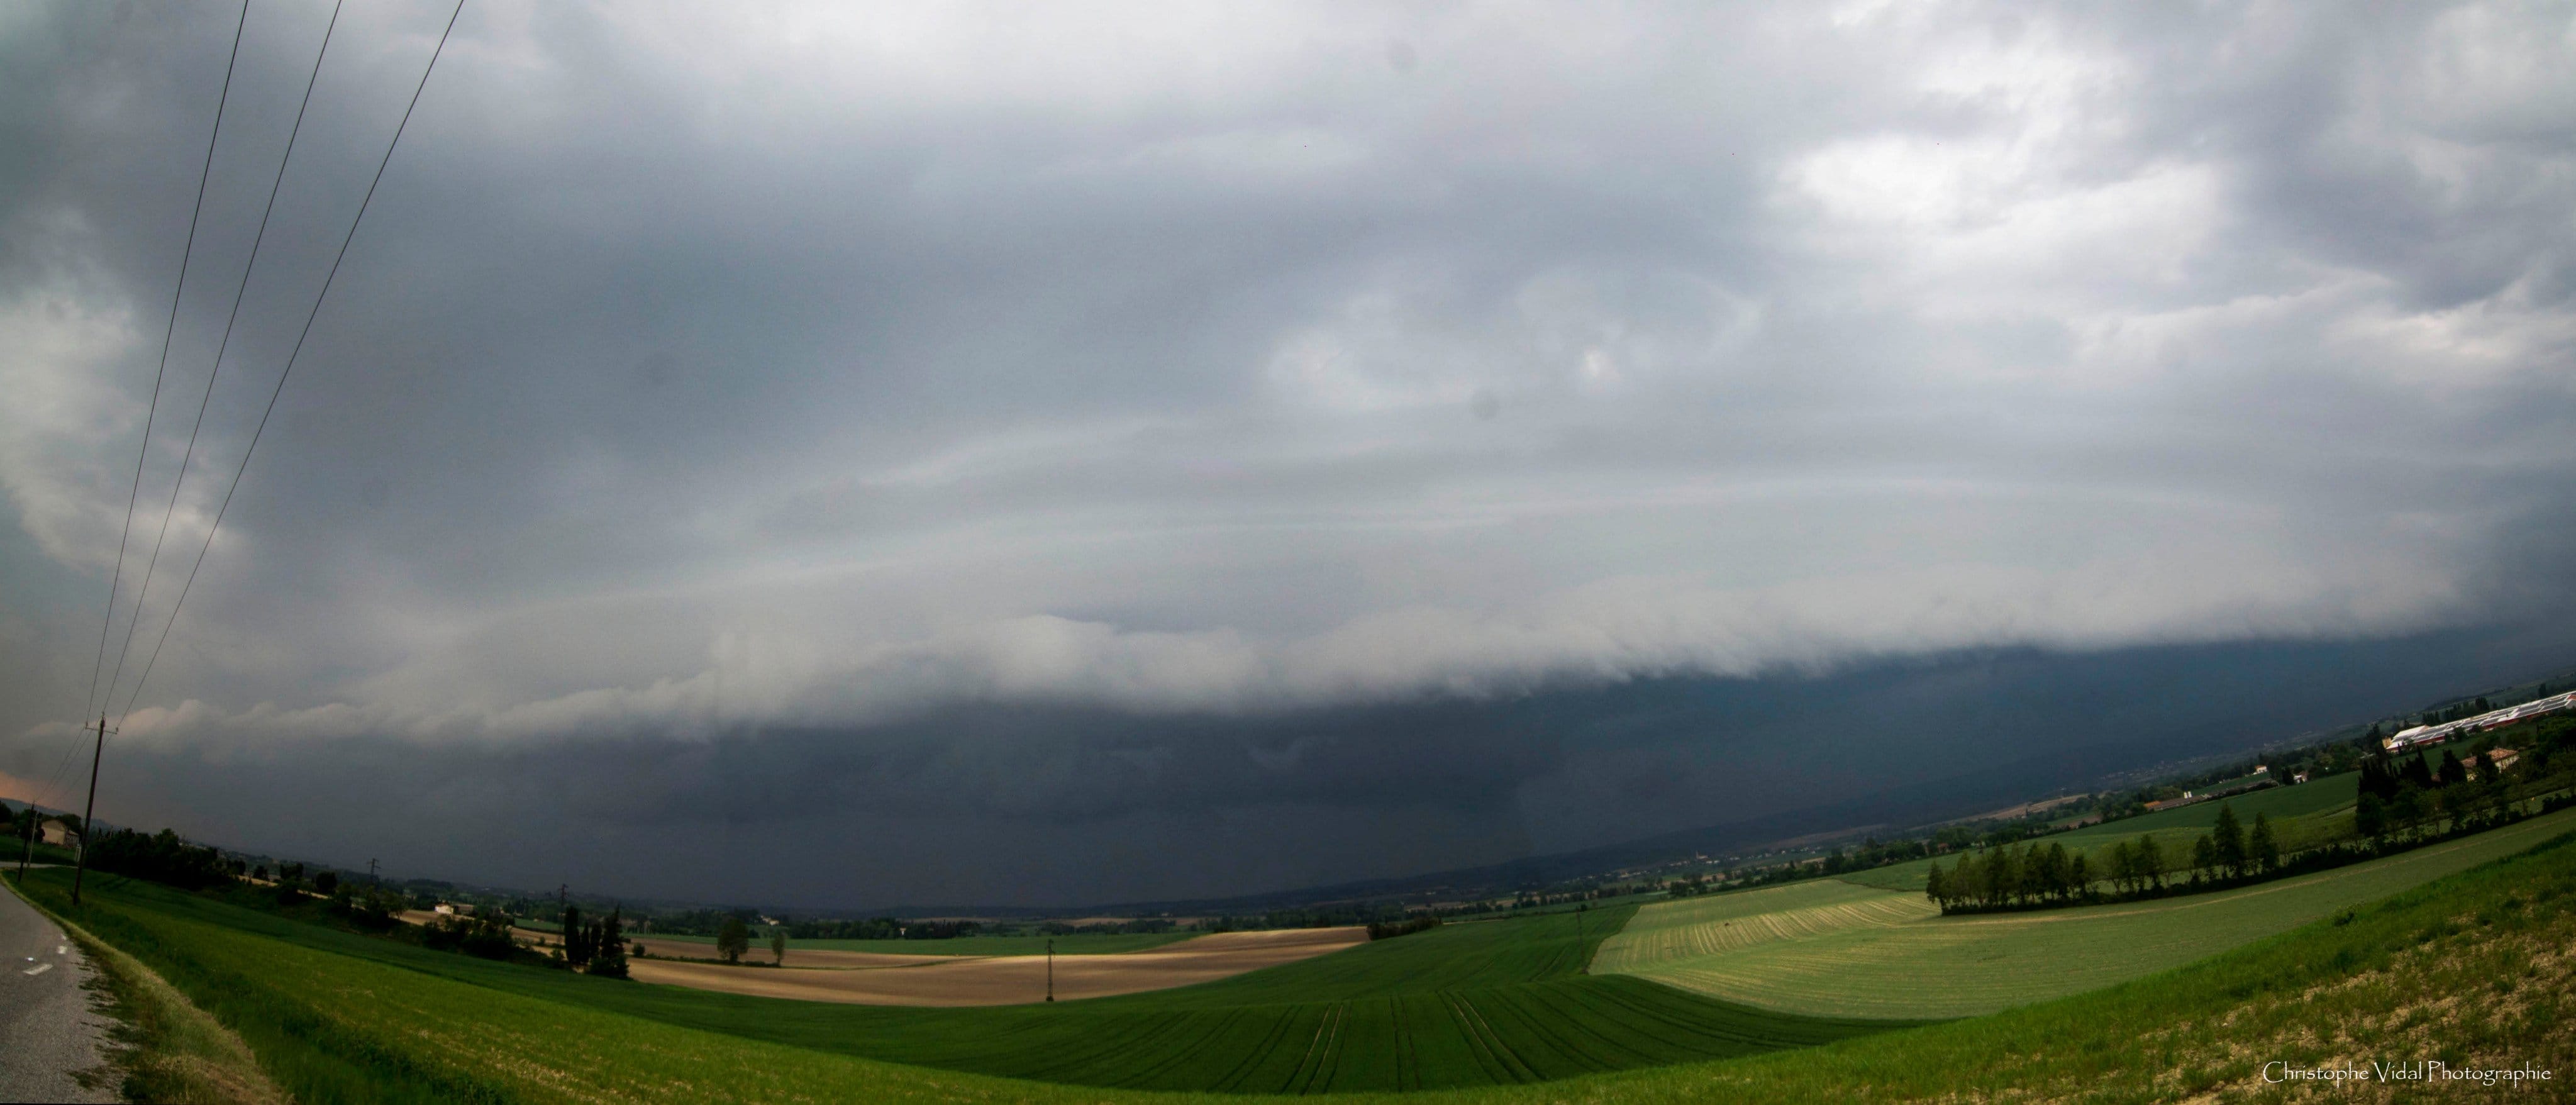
[3,1,2573,902]
[47,628,2576,909]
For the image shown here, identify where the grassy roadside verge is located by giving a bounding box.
[3,870,281,1105]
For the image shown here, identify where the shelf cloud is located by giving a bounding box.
[2,0,2570,902]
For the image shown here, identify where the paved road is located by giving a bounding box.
[0,874,116,1103]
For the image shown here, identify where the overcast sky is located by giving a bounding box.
[4,0,2572,908]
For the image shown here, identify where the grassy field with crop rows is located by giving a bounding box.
[16,821,2576,1103]
[11,872,1896,1094]
[1601,804,2576,1018]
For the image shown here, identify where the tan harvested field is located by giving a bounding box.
[392,911,965,967]
[629,936,958,967]
[626,925,1368,1006]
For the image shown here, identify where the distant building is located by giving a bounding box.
[2292,771,2311,784]
[38,819,79,848]
[2253,765,2269,774]
[433,902,476,917]
[2469,748,2519,774]
[2387,691,2576,753]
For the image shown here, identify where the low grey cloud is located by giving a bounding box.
[2,0,2572,901]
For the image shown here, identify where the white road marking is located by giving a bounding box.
[56,945,67,955]
[23,962,52,975]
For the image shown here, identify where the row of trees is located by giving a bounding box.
[1366,914,1441,941]
[80,828,233,889]
[1926,804,2284,913]
[2355,740,2547,839]
[1926,841,2092,909]
[779,916,985,941]
[559,904,631,977]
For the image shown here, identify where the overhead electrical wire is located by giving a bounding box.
[115,0,470,735]
[82,1,251,725]
[101,0,347,723]
[42,1,250,816]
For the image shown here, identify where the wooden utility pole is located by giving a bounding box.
[1046,938,1055,1002]
[71,714,110,906]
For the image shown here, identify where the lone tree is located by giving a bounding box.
[2133,834,2164,891]
[717,916,752,964]
[2248,813,2280,874]
[2211,804,2248,879]
[770,926,789,965]
[2356,791,2388,841]
[2438,749,2468,787]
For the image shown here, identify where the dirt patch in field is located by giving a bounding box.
[625,926,1367,1006]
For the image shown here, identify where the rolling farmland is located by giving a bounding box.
[1591,879,1937,973]
[1602,804,2576,1018]
[14,871,1898,1093]
[15,825,2576,1104]
[626,926,1367,1005]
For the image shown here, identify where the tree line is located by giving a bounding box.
[1366,914,1441,941]
[558,904,632,977]
[1928,804,2285,913]
[782,916,985,940]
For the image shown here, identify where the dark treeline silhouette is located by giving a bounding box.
[1366,914,1441,941]
[1037,918,1175,935]
[1929,714,2576,915]
[80,827,233,889]
[783,917,984,940]
[1202,905,1423,931]
[558,904,631,977]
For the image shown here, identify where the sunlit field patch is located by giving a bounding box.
[1603,806,2576,1019]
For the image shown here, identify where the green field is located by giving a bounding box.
[1593,879,1939,972]
[16,823,2576,1102]
[10,842,79,865]
[635,928,1197,955]
[1601,803,2576,1018]
[11,872,1896,1094]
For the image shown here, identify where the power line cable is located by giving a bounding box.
[103,0,345,719]
[82,0,252,725]
[40,1,252,816]
[117,0,469,733]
